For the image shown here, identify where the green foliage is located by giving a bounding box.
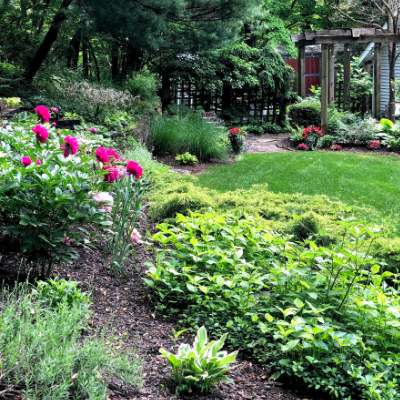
[105,176,148,276]
[288,102,321,128]
[150,112,229,161]
[0,285,143,399]
[160,326,237,394]
[175,152,199,165]
[126,69,160,104]
[290,132,305,146]
[0,117,109,278]
[34,278,90,308]
[246,121,290,135]
[291,212,320,241]
[146,211,400,400]
[228,128,246,155]
[3,97,21,107]
[318,135,336,149]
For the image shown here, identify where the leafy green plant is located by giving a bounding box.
[160,326,237,394]
[228,127,246,155]
[318,135,336,148]
[4,97,21,107]
[34,278,90,308]
[0,285,143,399]
[175,152,199,165]
[288,102,321,128]
[290,132,305,146]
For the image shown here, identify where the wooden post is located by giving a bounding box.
[161,71,171,113]
[328,45,335,105]
[343,43,351,110]
[334,64,338,106]
[321,44,329,135]
[374,43,382,119]
[298,45,306,98]
[364,60,372,113]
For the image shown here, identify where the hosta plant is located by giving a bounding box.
[175,152,198,165]
[160,326,237,394]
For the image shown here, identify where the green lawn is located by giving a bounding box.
[196,152,400,221]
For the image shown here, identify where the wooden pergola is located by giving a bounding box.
[291,28,400,135]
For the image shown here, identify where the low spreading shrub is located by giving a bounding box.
[0,286,143,399]
[126,69,160,104]
[291,211,321,241]
[175,152,199,165]
[319,135,336,149]
[150,112,229,161]
[146,212,400,400]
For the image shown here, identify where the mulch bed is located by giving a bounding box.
[0,236,311,400]
[155,156,236,175]
[280,137,400,157]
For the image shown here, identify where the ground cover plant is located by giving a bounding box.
[149,111,229,161]
[145,211,400,400]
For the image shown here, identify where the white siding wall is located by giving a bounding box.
[379,45,400,110]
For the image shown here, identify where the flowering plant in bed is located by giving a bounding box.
[228,127,246,155]
[330,144,343,151]
[302,126,323,149]
[0,106,111,278]
[367,141,380,150]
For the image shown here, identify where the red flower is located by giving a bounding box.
[95,147,110,163]
[106,148,119,162]
[103,165,118,182]
[21,156,32,167]
[126,161,143,179]
[34,105,51,124]
[32,125,49,144]
[60,135,79,158]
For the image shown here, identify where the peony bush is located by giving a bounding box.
[0,106,144,278]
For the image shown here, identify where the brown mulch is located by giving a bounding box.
[0,237,311,400]
[280,137,400,157]
[155,156,236,175]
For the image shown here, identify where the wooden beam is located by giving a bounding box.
[352,28,376,37]
[328,45,335,105]
[321,44,329,136]
[298,45,306,98]
[374,43,382,118]
[290,33,305,42]
[315,34,400,44]
[343,43,351,111]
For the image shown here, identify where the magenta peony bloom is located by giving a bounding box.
[36,158,41,166]
[32,125,49,144]
[106,148,119,162]
[95,147,110,163]
[126,161,143,179]
[52,122,57,127]
[93,192,114,212]
[90,127,98,133]
[21,156,32,167]
[60,135,79,158]
[84,127,88,131]
[103,165,118,182]
[51,107,59,113]
[34,105,51,124]
[56,130,61,135]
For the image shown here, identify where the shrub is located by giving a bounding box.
[288,102,321,128]
[150,112,229,161]
[0,286,143,399]
[126,69,160,104]
[290,132,304,146]
[160,326,237,394]
[228,127,246,154]
[291,211,320,241]
[175,152,199,165]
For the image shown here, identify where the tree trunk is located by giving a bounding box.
[23,0,73,84]
[111,42,119,81]
[161,70,171,113]
[90,45,101,82]
[222,82,231,111]
[388,42,397,122]
[82,38,89,77]
[66,30,81,70]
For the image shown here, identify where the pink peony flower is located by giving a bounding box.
[56,131,61,135]
[36,158,41,166]
[52,122,57,127]
[117,165,127,179]
[32,125,49,144]
[62,232,74,246]
[93,192,114,212]
[90,127,98,133]
[106,148,119,162]
[130,228,142,244]
[126,161,143,179]
[21,156,32,167]
[35,105,51,124]
[95,147,110,163]
[51,107,59,113]
[60,135,79,158]
[103,165,118,182]
[84,127,88,131]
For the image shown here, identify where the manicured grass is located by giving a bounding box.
[196,152,400,222]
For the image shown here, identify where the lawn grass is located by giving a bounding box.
[196,152,400,226]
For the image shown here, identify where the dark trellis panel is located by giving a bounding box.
[171,80,281,123]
